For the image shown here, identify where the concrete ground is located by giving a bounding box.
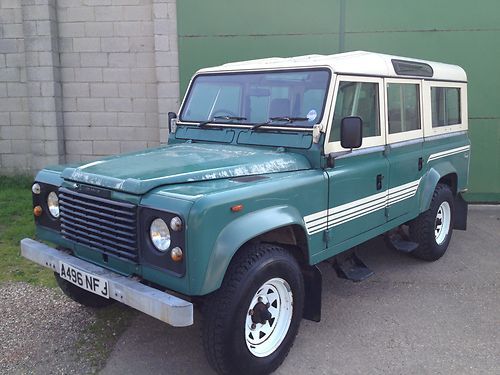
[100,205,499,375]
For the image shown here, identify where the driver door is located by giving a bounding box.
[322,76,388,253]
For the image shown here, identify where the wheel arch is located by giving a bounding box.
[199,205,311,296]
[420,161,458,212]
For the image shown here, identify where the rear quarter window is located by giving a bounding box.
[431,87,461,127]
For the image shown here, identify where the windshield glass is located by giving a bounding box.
[179,69,331,128]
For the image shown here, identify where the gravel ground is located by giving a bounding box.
[0,282,98,374]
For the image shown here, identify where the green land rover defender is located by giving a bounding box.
[22,51,470,374]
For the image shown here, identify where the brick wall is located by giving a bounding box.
[0,0,180,174]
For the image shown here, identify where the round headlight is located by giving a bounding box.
[47,191,59,218]
[150,218,171,252]
[170,216,182,231]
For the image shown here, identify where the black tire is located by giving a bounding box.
[202,243,304,375]
[409,183,454,261]
[55,273,115,308]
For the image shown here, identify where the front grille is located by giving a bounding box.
[59,187,138,261]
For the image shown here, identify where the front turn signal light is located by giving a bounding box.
[33,206,43,217]
[171,247,183,262]
[231,204,244,212]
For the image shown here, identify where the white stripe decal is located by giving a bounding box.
[305,143,470,235]
[304,177,422,235]
[428,145,470,162]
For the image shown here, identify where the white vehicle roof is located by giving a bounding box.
[197,51,467,82]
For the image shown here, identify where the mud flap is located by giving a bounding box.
[302,265,322,322]
[454,193,468,230]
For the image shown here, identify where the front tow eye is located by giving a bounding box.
[250,301,272,325]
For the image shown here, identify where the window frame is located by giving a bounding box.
[324,75,386,154]
[423,81,468,137]
[384,78,424,144]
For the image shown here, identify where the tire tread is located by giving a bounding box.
[202,243,301,375]
[409,183,454,261]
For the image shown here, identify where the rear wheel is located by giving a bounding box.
[55,273,114,308]
[409,183,454,261]
[202,243,304,375]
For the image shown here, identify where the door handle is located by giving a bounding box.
[376,174,384,190]
[418,157,423,171]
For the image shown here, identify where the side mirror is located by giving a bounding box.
[168,112,177,133]
[340,116,363,149]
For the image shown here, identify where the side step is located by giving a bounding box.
[332,250,374,282]
[385,230,418,253]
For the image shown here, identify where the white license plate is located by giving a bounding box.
[59,261,110,299]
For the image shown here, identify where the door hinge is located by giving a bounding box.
[323,228,331,246]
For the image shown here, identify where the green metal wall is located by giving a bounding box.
[177,0,500,202]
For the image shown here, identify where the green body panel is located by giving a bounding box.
[311,208,417,264]
[325,149,389,249]
[386,141,424,220]
[198,205,307,295]
[35,168,64,187]
[60,143,312,195]
[177,0,500,201]
[180,170,327,295]
[419,133,471,211]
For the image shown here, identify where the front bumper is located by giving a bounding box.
[20,238,193,327]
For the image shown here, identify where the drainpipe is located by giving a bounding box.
[339,0,346,53]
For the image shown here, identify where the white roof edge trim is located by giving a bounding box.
[196,51,467,82]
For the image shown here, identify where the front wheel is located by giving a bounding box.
[202,243,304,375]
[409,183,454,261]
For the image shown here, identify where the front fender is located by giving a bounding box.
[198,205,307,295]
[419,161,457,212]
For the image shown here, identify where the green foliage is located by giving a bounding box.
[0,175,55,286]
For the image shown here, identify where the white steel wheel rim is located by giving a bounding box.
[435,201,451,245]
[245,277,293,358]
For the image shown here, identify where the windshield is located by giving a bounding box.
[179,69,331,128]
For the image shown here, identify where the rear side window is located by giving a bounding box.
[431,87,461,127]
[387,83,420,134]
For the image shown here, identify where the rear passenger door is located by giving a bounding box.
[384,79,424,220]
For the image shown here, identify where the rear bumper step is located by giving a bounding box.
[20,238,193,327]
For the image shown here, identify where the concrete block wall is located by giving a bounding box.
[0,0,180,174]
[0,0,30,173]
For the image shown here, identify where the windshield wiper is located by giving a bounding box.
[251,116,309,130]
[198,116,247,128]
[198,120,211,128]
[213,115,247,121]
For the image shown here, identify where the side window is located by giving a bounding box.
[431,87,461,127]
[387,83,420,134]
[329,81,380,142]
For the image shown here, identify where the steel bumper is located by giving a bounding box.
[20,238,193,327]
